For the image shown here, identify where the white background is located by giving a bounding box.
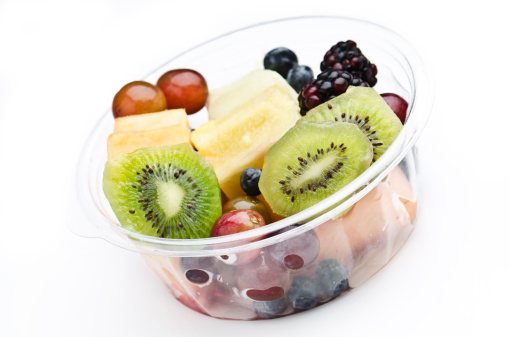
[1,0,508,336]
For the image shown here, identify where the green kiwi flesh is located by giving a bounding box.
[301,86,403,162]
[103,143,222,239]
[259,121,373,217]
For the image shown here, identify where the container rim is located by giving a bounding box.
[69,15,433,256]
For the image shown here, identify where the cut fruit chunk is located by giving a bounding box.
[387,165,417,221]
[257,194,285,222]
[107,127,191,159]
[192,85,300,199]
[259,121,373,217]
[300,86,402,162]
[340,180,412,287]
[103,144,222,239]
[113,109,188,132]
[107,109,191,159]
[206,69,297,120]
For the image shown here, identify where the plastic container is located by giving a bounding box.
[67,16,433,320]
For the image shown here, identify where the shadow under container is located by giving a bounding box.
[68,16,433,320]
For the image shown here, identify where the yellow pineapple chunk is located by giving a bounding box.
[192,85,300,199]
[207,69,297,120]
[114,109,187,132]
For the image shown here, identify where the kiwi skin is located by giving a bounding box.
[259,121,373,217]
[301,86,402,162]
[103,144,222,239]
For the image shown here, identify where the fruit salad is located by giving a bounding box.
[100,37,418,320]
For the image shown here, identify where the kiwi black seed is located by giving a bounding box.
[300,86,403,162]
[259,121,373,217]
[103,143,222,239]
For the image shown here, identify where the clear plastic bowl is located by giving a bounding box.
[67,16,433,320]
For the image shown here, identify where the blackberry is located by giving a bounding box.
[298,70,368,116]
[320,40,378,87]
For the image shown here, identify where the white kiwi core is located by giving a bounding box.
[290,153,339,189]
[156,181,185,217]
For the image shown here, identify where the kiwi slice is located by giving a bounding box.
[103,143,222,239]
[301,86,402,162]
[259,121,373,217]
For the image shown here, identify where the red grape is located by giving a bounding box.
[112,81,166,118]
[268,225,319,270]
[381,93,409,124]
[236,250,290,301]
[222,196,272,224]
[180,256,217,286]
[211,210,265,237]
[156,69,208,115]
[211,210,266,265]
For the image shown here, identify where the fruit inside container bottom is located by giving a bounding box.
[141,165,417,320]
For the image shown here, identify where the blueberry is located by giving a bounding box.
[287,65,314,93]
[240,167,262,196]
[286,276,320,310]
[315,259,349,301]
[263,47,298,78]
[253,297,287,318]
